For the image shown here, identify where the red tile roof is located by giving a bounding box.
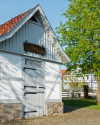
[0,9,31,36]
[61,69,67,79]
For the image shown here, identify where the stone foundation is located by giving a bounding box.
[0,103,22,122]
[46,102,64,116]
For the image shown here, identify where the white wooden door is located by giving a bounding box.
[24,92,44,118]
[23,59,44,118]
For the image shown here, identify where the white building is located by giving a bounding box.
[0,4,70,121]
[62,68,98,91]
[87,74,98,91]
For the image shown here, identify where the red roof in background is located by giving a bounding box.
[61,69,67,79]
[0,9,31,36]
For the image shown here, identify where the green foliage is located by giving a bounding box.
[62,84,66,91]
[56,0,100,78]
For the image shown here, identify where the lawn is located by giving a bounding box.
[63,98,100,110]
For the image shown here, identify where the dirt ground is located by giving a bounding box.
[0,106,100,125]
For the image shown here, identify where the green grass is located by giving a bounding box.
[63,98,100,110]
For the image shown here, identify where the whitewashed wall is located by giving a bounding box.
[0,21,62,63]
[45,62,62,102]
[0,52,22,102]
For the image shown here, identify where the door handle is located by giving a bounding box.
[39,87,45,89]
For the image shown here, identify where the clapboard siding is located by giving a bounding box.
[0,21,62,63]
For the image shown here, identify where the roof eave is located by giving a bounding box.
[0,4,39,42]
[38,6,71,64]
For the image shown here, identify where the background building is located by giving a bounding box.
[62,69,98,92]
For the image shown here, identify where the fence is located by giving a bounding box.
[62,91,84,98]
[62,91,96,98]
[62,91,70,98]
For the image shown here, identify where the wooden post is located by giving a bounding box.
[84,85,88,99]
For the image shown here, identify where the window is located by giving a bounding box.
[30,16,38,23]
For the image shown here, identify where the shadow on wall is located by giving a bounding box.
[0,53,61,102]
[0,54,23,101]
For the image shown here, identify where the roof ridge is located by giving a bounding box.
[0,9,31,36]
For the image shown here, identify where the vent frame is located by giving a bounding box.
[25,59,43,68]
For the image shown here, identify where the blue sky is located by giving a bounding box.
[0,0,70,69]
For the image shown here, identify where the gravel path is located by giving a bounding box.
[0,107,100,125]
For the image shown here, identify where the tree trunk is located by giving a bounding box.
[96,79,100,103]
[84,85,88,100]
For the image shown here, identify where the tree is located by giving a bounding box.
[56,0,100,102]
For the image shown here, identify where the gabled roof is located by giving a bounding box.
[0,4,71,64]
[0,9,31,36]
[61,69,67,79]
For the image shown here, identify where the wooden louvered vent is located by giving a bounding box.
[25,59,42,68]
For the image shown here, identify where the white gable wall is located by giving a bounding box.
[0,21,62,63]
